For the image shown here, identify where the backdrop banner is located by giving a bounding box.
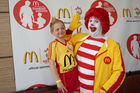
[8,0,140,91]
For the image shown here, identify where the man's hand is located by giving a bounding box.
[68,13,82,31]
[57,82,68,93]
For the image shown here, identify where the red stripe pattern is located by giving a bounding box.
[77,36,105,93]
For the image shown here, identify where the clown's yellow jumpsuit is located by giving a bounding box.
[65,13,125,93]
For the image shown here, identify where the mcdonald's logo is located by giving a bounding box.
[64,54,75,67]
[58,8,70,18]
[33,1,40,6]
[104,56,111,64]
[24,51,38,64]
[123,8,132,17]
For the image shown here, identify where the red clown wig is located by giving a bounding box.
[84,8,110,34]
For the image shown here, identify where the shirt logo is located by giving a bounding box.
[64,54,75,67]
[104,56,111,64]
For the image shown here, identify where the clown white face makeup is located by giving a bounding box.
[88,16,103,37]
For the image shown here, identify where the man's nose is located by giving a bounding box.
[91,24,94,26]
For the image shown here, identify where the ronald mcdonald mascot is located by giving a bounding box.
[65,7,126,93]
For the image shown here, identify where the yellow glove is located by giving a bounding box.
[68,13,82,31]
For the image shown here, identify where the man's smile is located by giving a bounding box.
[90,27,96,32]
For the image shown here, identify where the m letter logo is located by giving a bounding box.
[104,56,111,64]
[33,1,39,6]
[64,54,75,67]
[24,51,38,64]
[123,8,132,17]
[58,8,70,18]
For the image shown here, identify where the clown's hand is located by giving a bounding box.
[68,13,82,31]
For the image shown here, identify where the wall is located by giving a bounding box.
[0,0,16,93]
[0,0,140,93]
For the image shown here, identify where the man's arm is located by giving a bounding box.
[101,43,126,93]
[49,59,67,93]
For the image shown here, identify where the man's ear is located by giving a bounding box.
[51,31,54,35]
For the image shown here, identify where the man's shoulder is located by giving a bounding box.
[49,40,57,47]
[106,38,120,48]
[72,33,89,40]
[74,32,88,36]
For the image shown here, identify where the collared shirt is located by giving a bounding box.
[48,39,77,73]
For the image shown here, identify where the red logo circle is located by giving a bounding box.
[90,0,117,26]
[127,34,140,60]
[104,56,111,64]
[26,84,48,90]
[13,0,51,30]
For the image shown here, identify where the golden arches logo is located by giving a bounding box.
[123,8,132,17]
[24,51,38,64]
[58,8,70,18]
[33,1,40,6]
[104,56,111,64]
[64,54,75,67]
[104,58,110,62]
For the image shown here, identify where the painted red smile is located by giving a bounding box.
[90,27,96,32]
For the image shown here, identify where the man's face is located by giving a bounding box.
[88,16,102,37]
[51,22,66,39]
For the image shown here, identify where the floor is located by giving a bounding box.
[14,86,58,93]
